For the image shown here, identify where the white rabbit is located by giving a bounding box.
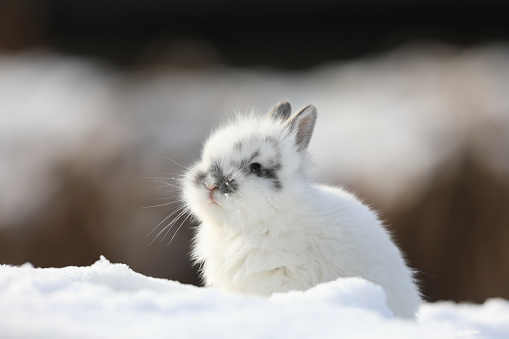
[183,101,421,318]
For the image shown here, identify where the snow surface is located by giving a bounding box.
[1,257,508,339]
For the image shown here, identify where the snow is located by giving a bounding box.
[1,257,507,339]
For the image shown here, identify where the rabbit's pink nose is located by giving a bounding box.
[205,183,217,191]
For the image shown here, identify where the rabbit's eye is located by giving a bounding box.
[249,163,262,175]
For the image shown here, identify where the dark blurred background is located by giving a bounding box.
[4,0,509,69]
[1,0,509,303]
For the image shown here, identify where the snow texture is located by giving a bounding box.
[0,257,507,339]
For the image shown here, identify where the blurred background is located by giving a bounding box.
[1,0,509,303]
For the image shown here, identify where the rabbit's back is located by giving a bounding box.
[193,183,421,318]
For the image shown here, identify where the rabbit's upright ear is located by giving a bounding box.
[268,100,292,122]
[288,104,317,152]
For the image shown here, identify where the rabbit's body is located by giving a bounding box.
[183,101,421,318]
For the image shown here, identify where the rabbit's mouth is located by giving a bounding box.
[206,185,220,205]
[208,190,218,205]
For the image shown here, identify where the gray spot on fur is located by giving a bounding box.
[209,162,237,194]
[267,162,282,191]
[250,162,282,191]
[219,179,237,194]
[264,136,279,148]
[194,171,206,187]
[249,151,260,163]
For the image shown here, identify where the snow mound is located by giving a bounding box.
[1,257,507,338]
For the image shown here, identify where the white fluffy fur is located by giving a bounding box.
[183,102,421,318]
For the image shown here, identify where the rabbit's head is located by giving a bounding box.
[183,101,317,229]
